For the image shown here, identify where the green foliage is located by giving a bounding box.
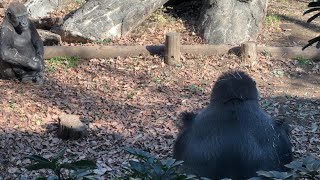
[249,156,320,180]
[303,1,320,50]
[265,14,281,26]
[286,156,320,179]
[75,0,85,5]
[149,9,168,24]
[93,38,112,45]
[47,56,81,71]
[294,56,311,66]
[22,146,320,180]
[120,147,208,180]
[25,148,97,180]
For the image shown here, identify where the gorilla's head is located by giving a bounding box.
[6,2,29,34]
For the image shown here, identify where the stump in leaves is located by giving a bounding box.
[58,114,88,140]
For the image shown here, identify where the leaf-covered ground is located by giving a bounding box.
[0,0,319,179]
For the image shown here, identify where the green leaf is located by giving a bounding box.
[150,163,164,177]
[47,176,59,180]
[161,159,176,167]
[256,170,276,177]
[26,155,51,163]
[285,160,309,173]
[128,160,147,174]
[52,148,66,163]
[69,160,97,169]
[247,178,262,180]
[25,162,56,171]
[256,170,293,179]
[171,160,184,167]
[302,156,320,172]
[200,178,211,180]
[71,169,95,178]
[60,162,78,170]
[35,177,49,180]
[303,156,316,165]
[124,147,153,159]
[146,157,156,164]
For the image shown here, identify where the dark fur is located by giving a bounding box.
[180,111,197,128]
[173,70,293,180]
[0,2,44,84]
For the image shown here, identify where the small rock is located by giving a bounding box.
[37,29,61,45]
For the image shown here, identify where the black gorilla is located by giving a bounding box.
[0,2,44,84]
[173,70,293,180]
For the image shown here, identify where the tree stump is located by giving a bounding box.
[240,41,257,66]
[58,114,88,140]
[164,32,181,65]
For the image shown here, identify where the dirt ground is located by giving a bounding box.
[0,0,319,179]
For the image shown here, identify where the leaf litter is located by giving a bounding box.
[0,0,319,179]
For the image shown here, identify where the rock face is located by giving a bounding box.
[25,0,75,18]
[60,0,169,42]
[198,0,268,45]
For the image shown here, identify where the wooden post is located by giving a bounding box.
[240,41,257,66]
[164,32,181,65]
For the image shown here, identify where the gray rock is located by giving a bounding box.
[198,0,267,45]
[25,0,75,18]
[61,0,169,42]
[37,29,61,45]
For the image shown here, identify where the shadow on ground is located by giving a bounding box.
[164,0,203,36]
[0,93,319,179]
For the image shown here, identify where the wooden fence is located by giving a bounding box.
[44,32,320,65]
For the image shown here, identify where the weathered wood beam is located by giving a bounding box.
[164,32,181,65]
[240,41,257,66]
[44,45,320,61]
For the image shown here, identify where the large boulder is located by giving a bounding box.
[60,0,169,42]
[198,0,268,45]
[25,0,75,18]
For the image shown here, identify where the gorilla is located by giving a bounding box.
[0,2,44,84]
[173,70,293,180]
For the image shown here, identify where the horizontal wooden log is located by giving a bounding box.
[44,45,165,59]
[256,46,320,60]
[181,45,240,56]
[43,45,320,60]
